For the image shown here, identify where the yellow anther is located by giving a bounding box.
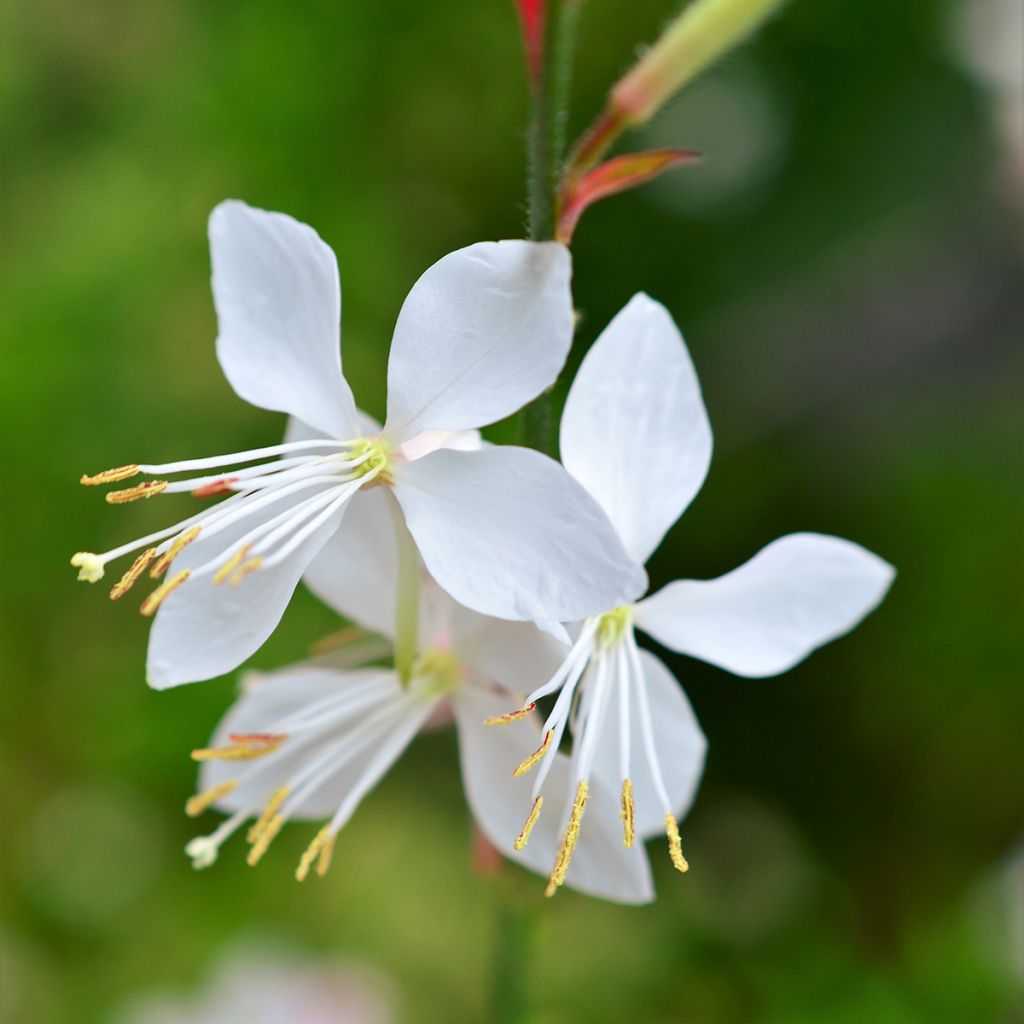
[316,833,336,877]
[149,526,201,579]
[295,825,333,882]
[665,814,689,873]
[80,464,141,486]
[513,730,552,777]
[247,786,291,843]
[106,480,168,504]
[309,624,371,656]
[185,779,237,817]
[514,796,543,850]
[191,734,286,763]
[483,702,537,727]
[246,814,284,866]
[621,779,636,848]
[212,544,251,586]
[545,780,589,897]
[71,551,105,583]
[140,569,190,616]
[109,547,157,600]
[229,556,263,588]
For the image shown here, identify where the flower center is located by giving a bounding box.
[597,604,634,648]
[410,648,463,701]
[348,436,393,485]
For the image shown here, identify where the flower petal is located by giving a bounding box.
[453,685,655,904]
[210,200,359,438]
[147,489,350,689]
[383,241,573,441]
[635,533,896,677]
[560,293,712,563]
[392,446,647,622]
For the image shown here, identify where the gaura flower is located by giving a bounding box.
[490,293,896,901]
[183,487,651,903]
[71,201,644,689]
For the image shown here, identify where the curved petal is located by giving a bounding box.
[392,446,647,622]
[560,293,712,563]
[590,647,706,838]
[635,533,896,678]
[210,201,359,438]
[453,685,655,905]
[147,490,349,689]
[383,241,573,441]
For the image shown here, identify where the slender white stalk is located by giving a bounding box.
[616,639,632,782]
[626,631,672,813]
[524,618,600,706]
[138,438,359,475]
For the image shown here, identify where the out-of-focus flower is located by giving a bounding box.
[71,201,644,689]
[183,494,650,903]
[490,293,895,901]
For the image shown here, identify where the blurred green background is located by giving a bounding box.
[2,0,1022,1021]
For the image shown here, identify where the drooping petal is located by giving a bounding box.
[453,685,655,905]
[383,241,573,441]
[147,489,350,689]
[392,446,647,622]
[560,293,712,563]
[634,533,896,677]
[591,646,706,837]
[210,201,359,439]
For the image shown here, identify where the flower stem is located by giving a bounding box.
[491,892,537,1023]
[388,494,419,686]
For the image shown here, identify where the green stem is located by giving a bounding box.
[491,895,536,1024]
[389,494,419,685]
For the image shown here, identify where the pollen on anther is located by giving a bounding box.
[213,545,251,587]
[247,786,291,844]
[80,464,141,486]
[665,814,689,873]
[621,778,636,848]
[513,730,552,777]
[514,796,543,850]
[106,480,169,504]
[191,734,286,763]
[185,779,237,817]
[109,547,157,599]
[140,569,190,616]
[295,825,333,882]
[229,556,263,587]
[246,814,285,866]
[483,702,537,727]
[545,780,589,897]
[149,526,201,579]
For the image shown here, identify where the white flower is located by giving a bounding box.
[71,201,645,689]
[489,293,896,901]
[182,489,651,903]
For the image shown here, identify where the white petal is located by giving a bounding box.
[383,241,573,441]
[591,647,706,837]
[397,428,482,461]
[635,533,896,677]
[146,490,349,689]
[210,201,359,438]
[392,446,647,622]
[453,685,654,905]
[303,487,397,639]
[560,293,712,563]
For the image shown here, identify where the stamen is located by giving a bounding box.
[185,779,237,817]
[192,477,239,498]
[514,796,543,850]
[229,556,263,587]
[513,730,553,777]
[295,825,333,882]
[247,785,291,843]
[212,544,250,586]
[185,835,221,870]
[71,551,105,583]
[483,702,536,727]
[80,464,141,485]
[191,734,286,762]
[545,780,589,897]
[140,569,190,616]
[316,834,336,877]
[109,547,157,599]
[621,779,636,848]
[106,480,169,504]
[665,814,689,873]
[149,526,201,578]
[246,814,284,866]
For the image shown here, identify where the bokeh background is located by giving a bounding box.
[3,0,1022,1021]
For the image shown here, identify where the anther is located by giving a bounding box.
[229,556,263,587]
[140,569,190,616]
[295,825,333,882]
[483,703,537,727]
[149,526,201,579]
[316,834,336,877]
[106,480,169,504]
[246,814,285,866]
[71,552,105,583]
[514,796,543,850]
[247,786,291,843]
[620,779,636,848]
[185,780,238,817]
[665,814,689,873]
[545,780,589,897]
[109,547,157,599]
[191,734,286,763]
[212,544,251,586]
[513,730,552,777]
[192,477,239,498]
[80,465,141,486]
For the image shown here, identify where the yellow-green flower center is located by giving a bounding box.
[597,605,634,648]
[410,648,463,701]
[349,436,393,484]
